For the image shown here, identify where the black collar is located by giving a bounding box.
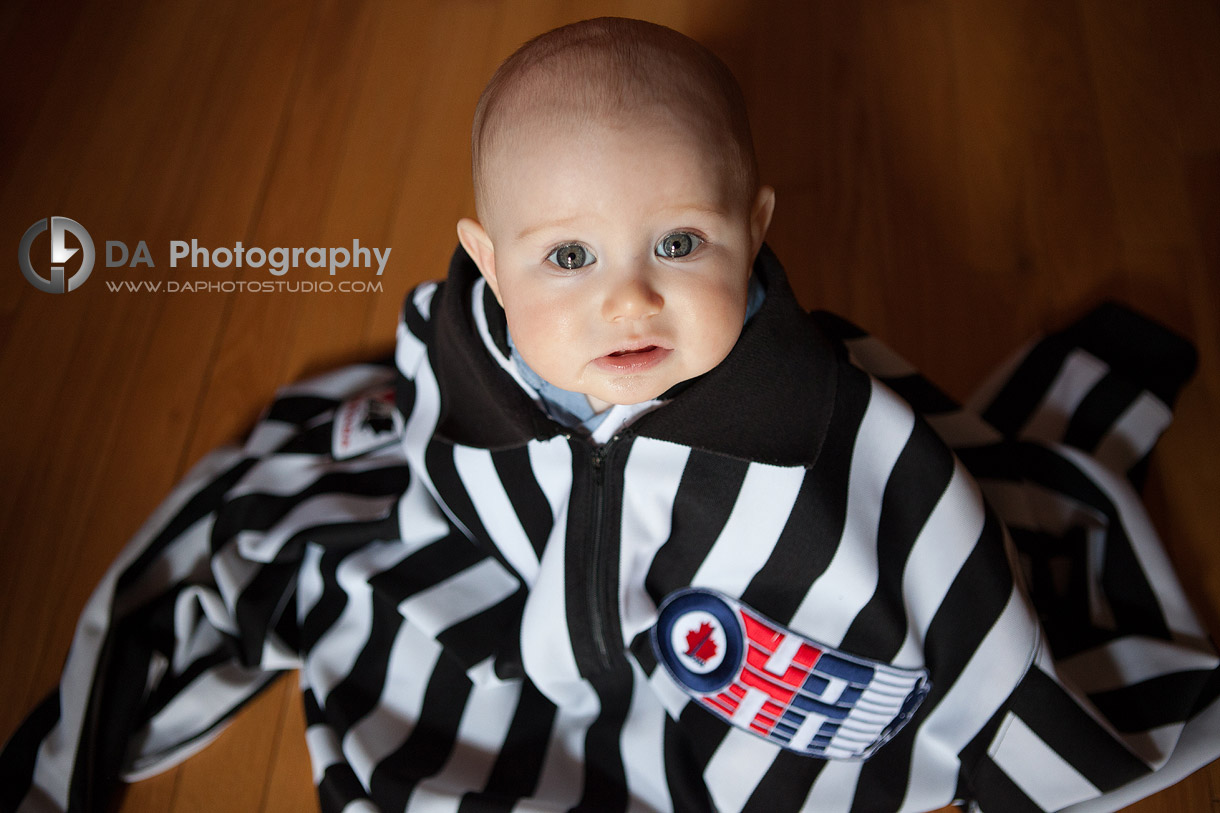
[427,244,840,467]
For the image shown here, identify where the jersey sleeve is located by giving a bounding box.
[0,359,411,813]
[820,303,1220,813]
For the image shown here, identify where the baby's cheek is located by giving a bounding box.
[698,331,741,377]
[505,295,552,344]
[693,297,745,363]
[507,307,580,381]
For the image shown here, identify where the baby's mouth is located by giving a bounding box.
[594,344,671,372]
[608,345,659,357]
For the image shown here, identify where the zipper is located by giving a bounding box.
[582,434,621,672]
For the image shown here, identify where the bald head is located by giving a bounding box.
[471,18,759,223]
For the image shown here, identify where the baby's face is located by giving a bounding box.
[465,113,772,412]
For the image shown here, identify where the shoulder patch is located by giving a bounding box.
[332,384,403,460]
[652,588,929,760]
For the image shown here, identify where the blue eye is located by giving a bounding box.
[547,243,596,270]
[656,232,703,259]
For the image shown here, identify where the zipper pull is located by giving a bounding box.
[590,433,621,471]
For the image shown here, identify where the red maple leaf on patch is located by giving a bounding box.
[684,622,718,665]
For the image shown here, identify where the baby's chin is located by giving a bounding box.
[582,373,695,413]
[581,348,737,412]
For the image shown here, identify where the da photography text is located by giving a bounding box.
[111,238,392,277]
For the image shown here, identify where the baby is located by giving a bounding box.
[455,17,774,421]
[3,16,1218,813]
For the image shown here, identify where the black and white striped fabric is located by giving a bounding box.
[3,247,1217,813]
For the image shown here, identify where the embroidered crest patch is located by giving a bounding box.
[652,588,929,760]
[332,384,404,460]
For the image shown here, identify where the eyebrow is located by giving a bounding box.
[516,216,583,242]
[513,205,732,242]
[659,204,732,220]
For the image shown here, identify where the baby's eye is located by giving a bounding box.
[656,232,703,259]
[547,243,596,270]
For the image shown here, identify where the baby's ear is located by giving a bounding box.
[456,218,501,301]
[750,186,776,254]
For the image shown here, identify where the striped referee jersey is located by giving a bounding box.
[3,247,1218,812]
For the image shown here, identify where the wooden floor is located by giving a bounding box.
[1,1,1217,811]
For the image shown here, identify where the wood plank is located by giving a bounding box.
[1077,0,1199,255]
[0,0,238,730]
[160,0,388,807]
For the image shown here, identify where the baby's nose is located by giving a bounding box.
[602,273,663,321]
